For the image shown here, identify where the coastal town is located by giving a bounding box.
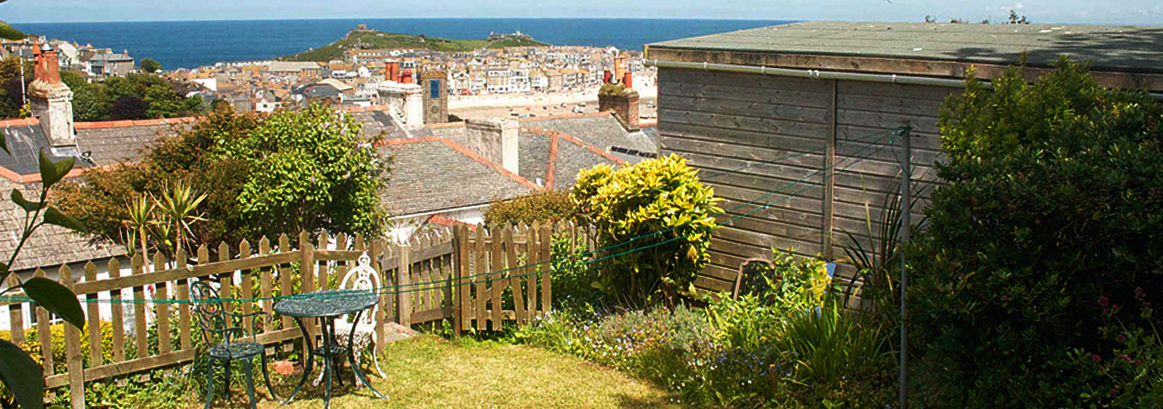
[0,26,659,122]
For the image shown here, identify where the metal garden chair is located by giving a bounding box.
[191,280,277,409]
[313,252,386,386]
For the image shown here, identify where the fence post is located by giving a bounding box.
[540,225,553,316]
[453,226,467,334]
[60,265,85,409]
[298,231,314,361]
[396,243,412,327]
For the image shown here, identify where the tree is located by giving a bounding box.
[55,103,389,253]
[143,84,181,118]
[139,58,161,74]
[110,95,147,120]
[909,58,1163,406]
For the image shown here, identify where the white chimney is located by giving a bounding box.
[465,119,519,174]
[375,81,424,127]
[28,43,75,147]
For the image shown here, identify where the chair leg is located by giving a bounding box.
[224,359,233,401]
[243,359,258,409]
[260,351,278,401]
[371,340,386,379]
[204,358,216,409]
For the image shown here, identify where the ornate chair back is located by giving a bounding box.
[338,253,381,328]
[190,280,232,345]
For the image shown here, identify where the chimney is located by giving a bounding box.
[28,43,75,147]
[622,72,633,89]
[603,70,613,84]
[598,86,639,131]
[614,53,628,84]
[464,119,519,174]
[386,61,401,83]
[401,69,414,84]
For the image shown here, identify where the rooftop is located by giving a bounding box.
[649,21,1163,75]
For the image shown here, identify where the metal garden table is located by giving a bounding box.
[274,289,388,408]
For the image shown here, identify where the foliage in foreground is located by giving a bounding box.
[909,58,1163,407]
[571,154,720,307]
[517,248,894,408]
[55,103,389,254]
[483,191,577,227]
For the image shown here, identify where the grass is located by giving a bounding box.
[197,335,680,409]
[283,29,547,62]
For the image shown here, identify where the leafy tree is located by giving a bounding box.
[216,103,388,236]
[209,99,232,112]
[139,58,161,74]
[909,58,1163,406]
[56,103,388,252]
[110,95,147,120]
[143,84,181,118]
[0,57,33,119]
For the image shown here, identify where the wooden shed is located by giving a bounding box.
[645,22,1163,294]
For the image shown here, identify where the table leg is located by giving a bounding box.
[283,317,317,404]
[347,310,389,400]
[322,318,333,409]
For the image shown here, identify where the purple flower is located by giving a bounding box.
[1091,354,1102,363]
[1098,296,1110,307]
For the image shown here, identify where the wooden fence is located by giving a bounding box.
[0,221,581,408]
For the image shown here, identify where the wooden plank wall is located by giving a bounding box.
[657,67,951,296]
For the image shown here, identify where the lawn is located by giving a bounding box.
[205,336,680,409]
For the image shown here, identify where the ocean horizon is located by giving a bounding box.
[13,18,792,70]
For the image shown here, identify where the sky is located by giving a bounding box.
[2,0,1161,25]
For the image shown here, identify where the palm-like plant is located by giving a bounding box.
[153,180,207,257]
[123,194,155,269]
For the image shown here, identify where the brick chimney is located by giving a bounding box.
[622,72,633,89]
[386,61,401,82]
[599,87,639,130]
[614,53,628,84]
[464,119,519,174]
[603,70,613,84]
[28,43,75,147]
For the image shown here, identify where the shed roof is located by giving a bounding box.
[649,21,1163,75]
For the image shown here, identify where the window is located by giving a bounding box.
[429,80,441,99]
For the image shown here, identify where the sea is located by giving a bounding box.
[12,18,791,70]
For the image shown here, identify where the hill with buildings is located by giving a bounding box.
[283,27,547,62]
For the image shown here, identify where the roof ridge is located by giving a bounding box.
[378,136,441,146]
[523,126,626,165]
[0,118,39,128]
[437,138,543,192]
[75,116,196,130]
[545,132,559,191]
[517,111,611,122]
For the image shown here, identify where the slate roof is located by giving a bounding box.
[0,120,92,174]
[0,177,121,272]
[517,131,552,187]
[381,139,535,216]
[649,21,1163,74]
[553,136,612,191]
[524,114,659,157]
[76,120,189,165]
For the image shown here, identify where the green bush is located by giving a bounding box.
[483,191,576,227]
[549,233,602,309]
[571,155,720,307]
[909,58,1163,407]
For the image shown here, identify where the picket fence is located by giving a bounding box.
[0,221,583,409]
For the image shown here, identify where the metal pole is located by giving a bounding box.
[19,58,27,106]
[898,125,912,409]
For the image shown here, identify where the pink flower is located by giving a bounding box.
[1091,354,1102,363]
[1098,296,1110,307]
[1135,287,1145,299]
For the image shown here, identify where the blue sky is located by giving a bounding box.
[3,0,1161,24]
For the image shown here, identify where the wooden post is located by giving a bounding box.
[297,232,313,360]
[130,256,147,360]
[60,265,85,409]
[108,258,125,363]
[239,239,253,333]
[259,238,273,324]
[218,242,231,314]
[526,223,539,315]
[396,242,412,327]
[278,234,292,330]
[370,238,385,354]
[454,225,469,334]
[33,269,52,375]
[419,233,432,313]
[473,225,487,331]
[505,227,526,325]
[540,225,553,315]
[7,275,23,344]
[822,79,838,261]
[153,253,170,354]
[84,262,101,365]
[489,227,502,330]
[175,249,192,351]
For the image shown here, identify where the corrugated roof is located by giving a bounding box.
[650,21,1163,74]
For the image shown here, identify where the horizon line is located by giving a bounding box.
[10,16,795,25]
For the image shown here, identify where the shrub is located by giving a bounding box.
[483,191,576,227]
[571,155,720,307]
[549,233,602,309]
[909,58,1163,407]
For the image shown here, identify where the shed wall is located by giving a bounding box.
[657,67,952,294]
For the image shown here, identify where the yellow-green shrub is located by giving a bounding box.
[571,155,720,306]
